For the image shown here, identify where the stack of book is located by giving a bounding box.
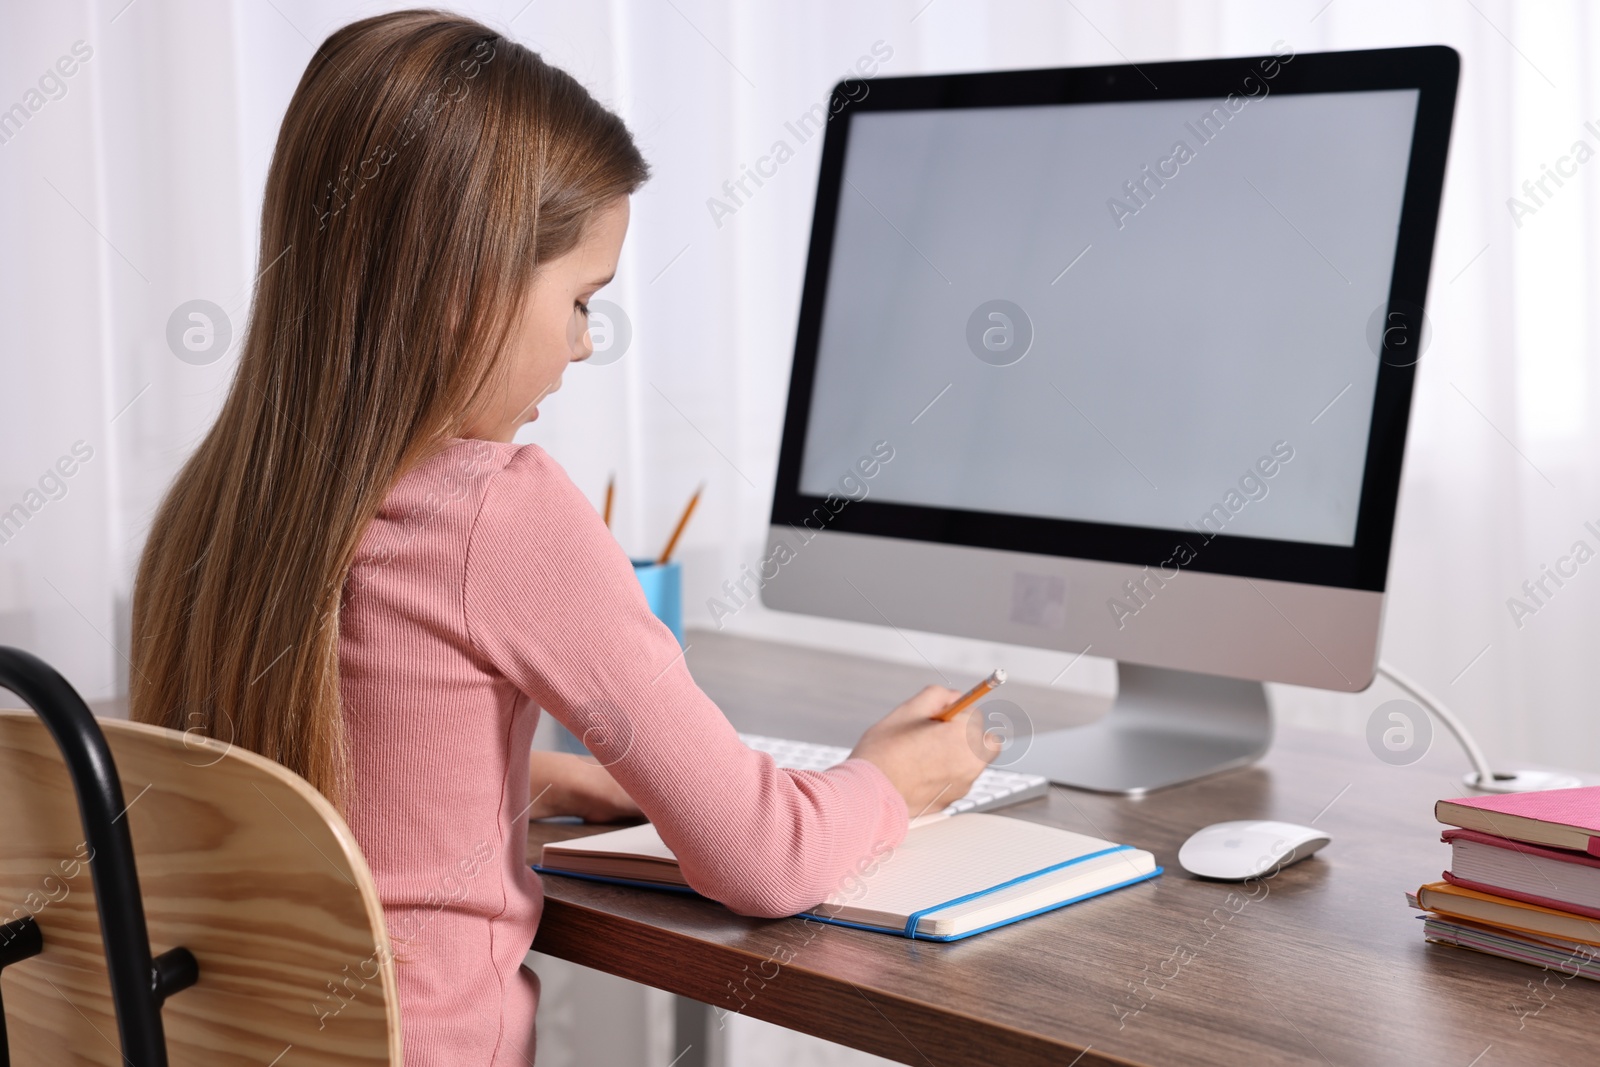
[1411,787,1600,978]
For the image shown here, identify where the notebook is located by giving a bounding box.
[1442,828,1600,919]
[537,812,1161,941]
[1419,914,1600,981]
[1436,787,1600,856]
[1413,880,1600,947]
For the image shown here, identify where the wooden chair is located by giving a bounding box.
[0,647,400,1065]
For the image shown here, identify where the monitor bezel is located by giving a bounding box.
[769,45,1459,592]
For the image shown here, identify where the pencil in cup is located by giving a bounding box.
[933,669,1007,722]
[656,483,703,565]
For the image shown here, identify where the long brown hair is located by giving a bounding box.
[130,10,648,808]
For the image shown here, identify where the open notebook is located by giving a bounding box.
[536,813,1160,941]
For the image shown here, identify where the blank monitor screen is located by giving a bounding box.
[795,89,1421,549]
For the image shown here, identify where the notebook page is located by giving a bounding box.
[811,813,1131,927]
[541,813,1152,933]
[916,848,1157,937]
[542,822,675,862]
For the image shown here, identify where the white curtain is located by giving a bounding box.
[5,0,1599,1063]
[7,0,1597,771]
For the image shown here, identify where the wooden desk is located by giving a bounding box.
[529,631,1600,1066]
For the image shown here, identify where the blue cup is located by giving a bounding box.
[551,559,683,758]
[631,559,683,646]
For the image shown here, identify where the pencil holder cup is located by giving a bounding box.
[632,559,684,646]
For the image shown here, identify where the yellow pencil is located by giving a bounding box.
[656,483,703,565]
[933,669,1007,722]
[603,474,615,529]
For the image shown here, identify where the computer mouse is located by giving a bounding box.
[1177,820,1331,881]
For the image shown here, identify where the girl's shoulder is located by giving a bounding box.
[391,438,577,509]
[362,439,589,567]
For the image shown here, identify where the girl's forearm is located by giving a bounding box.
[528,749,641,822]
[529,749,577,819]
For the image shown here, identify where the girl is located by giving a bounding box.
[130,10,993,1065]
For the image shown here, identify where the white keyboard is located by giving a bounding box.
[739,733,1050,816]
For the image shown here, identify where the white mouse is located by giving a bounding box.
[1177,820,1331,881]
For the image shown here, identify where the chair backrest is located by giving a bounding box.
[0,708,401,1065]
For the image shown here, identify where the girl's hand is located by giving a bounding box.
[528,750,642,823]
[848,685,1001,819]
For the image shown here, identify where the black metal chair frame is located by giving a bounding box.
[0,646,198,1067]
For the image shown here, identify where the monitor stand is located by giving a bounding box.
[1010,663,1272,796]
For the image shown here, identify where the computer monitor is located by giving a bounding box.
[762,46,1459,793]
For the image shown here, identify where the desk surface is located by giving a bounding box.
[529,630,1600,1067]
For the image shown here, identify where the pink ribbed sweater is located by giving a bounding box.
[337,438,909,1065]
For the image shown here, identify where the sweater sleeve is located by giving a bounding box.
[462,445,909,918]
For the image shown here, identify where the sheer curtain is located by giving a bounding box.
[3,0,1599,1060]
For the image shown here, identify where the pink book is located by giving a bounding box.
[1441,828,1600,920]
[1436,787,1600,856]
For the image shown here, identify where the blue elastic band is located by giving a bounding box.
[899,844,1134,937]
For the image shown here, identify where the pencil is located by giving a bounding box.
[603,474,615,529]
[656,483,703,564]
[933,669,1007,722]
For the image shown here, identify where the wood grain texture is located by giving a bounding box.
[0,711,400,1065]
[529,629,1600,1067]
